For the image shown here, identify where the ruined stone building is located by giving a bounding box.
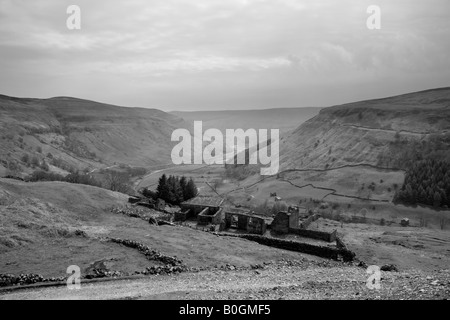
[271,210,337,242]
[176,196,224,225]
[222,208,268,235]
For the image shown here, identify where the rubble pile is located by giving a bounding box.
[110,206,173,225]
[139,265,187,276]
[85,269,125,279]
[381,264,399,272]
[111,206,148,219]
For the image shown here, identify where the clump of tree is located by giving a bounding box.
[394,159,450,208]
[3,160,21,176]
[26,170,103,188]
[254,199,289,216]
[66,172,102,188]
[254,199,270,216]
[153,174,197,205]
[377,132,450,169]
[105,171,132,194]
[39,161,49,171]
[30,156,40,167]
[141,188,157,199]
[50,157,76,173]
[63,137,97,160]
[27,170,66,182]
[21,154,30,165]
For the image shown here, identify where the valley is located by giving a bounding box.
[1,88,450,299]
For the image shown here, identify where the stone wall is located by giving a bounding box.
[197,207,223,225]
[212,208,224,225]
[237,234,355,262]
[197,207,210,225]
[336,236,347,250]
[224,211,266,235]
[174,209,189,222]
[289,228,337,243]
[180,203,219,216]
[247,216,267,234]
[288,211,300,228]
[299,214,320,229]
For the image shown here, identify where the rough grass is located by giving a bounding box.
[322,218,450,271]
[0,178,318,278]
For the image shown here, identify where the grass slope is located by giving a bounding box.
[0,94,188,177]
[0,178,313,277]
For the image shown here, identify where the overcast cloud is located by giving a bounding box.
[0,0,449,110]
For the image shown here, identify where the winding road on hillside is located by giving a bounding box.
[280,178,391,203]
[340,124,448,137]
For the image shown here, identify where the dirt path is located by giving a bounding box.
[88,164,120,175]
[340,124,448,137]
[1,261,449,300]
[281,178,391,203]
[220,164,401,202]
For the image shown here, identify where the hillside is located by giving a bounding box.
[172,107,322,136]
[0,178,313,278]
[280,88,450,170]
[208,88,450,215]
[0,95,187,177]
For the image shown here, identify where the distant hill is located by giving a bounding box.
[171,107,322,135]
[280,87,450,170]
[0,95,188,177]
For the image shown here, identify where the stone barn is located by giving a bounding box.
[177,196,224,225]
[223,209,267,235]
[271,209,316,234]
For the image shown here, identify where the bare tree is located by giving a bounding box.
[360,208,368,223]
[419,213,428,228]
[107,172,130,194]
[439,213,447,230]
[212,178,223,191]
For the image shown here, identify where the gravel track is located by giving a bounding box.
[1,260,449,300]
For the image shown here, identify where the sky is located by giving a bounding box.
[0,0,449,111]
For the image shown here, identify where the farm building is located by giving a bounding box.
[271,211,336,242]
[223,208,268,235]
[176,196,224,225]
[272,209,320,232]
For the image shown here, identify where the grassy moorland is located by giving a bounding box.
[0,178,312,278]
